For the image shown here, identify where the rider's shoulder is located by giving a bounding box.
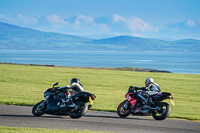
[149,82,159,86]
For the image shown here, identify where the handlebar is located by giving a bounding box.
[128,86,137,93]
[128,86,147,93]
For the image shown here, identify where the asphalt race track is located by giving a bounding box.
[0,104,200,133]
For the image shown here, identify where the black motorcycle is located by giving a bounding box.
[32,82,96,118]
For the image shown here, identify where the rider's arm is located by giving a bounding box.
[133,86,148,90]
[70,83,84,92]
[146,83,161,92]
[145,83,152,90]
[58,85,71,91]
[139,87,148,90]
[129,86,147,92]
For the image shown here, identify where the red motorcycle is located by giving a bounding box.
[117,86,174,120]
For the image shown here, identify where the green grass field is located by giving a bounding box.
[0,63,200,120]
[0,126,113,133]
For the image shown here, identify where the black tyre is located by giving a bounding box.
[32,100,46,116]
[68,102,88,119]
[117,100,131,117]
[152,102,171,120]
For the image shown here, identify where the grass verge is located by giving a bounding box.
[0,126,114,133]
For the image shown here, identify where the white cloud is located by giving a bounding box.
[43,14,110,36]
[0,14,10,21]
[126,16,153,32]
[74,19,81,27]
[186,20,196,27]
[96,23,110,32]
[112,14,125,22]
[46,14,66,25]
[112,14,158,32]
[0,14,38,25]
[74,15,96,27]
[77,15,95,25]
[17,14,38,24]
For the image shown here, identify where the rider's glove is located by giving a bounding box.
[135,86,139,90]
[129,86,134,90]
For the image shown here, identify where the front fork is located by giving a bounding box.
[123,100,131,109]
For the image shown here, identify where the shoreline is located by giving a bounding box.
[0,62,171,73]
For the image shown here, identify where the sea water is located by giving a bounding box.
[0,50,200,74]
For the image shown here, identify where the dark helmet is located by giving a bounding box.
[70,78,80,85]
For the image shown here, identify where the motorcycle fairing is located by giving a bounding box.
[45,96,60,114]
[125,93,137,107]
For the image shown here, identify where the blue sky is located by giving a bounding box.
[0,0,200,40]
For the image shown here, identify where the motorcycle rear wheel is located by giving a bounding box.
[117,100,131,117]
[68,102,88,119]
[152,102,171,120]
[32,100,46,116]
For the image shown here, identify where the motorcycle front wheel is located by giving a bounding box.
[117,100,131,117]
[152,102,171,120]
[32,100,46,116]
[68,102,88,119]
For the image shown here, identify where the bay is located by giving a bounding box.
[0,50,200,74]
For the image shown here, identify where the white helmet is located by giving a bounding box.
[145,78,154,87]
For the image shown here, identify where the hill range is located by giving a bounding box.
[0,22,200,52]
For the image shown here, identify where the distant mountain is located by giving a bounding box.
[88,36,169,51]
[89,36,200,51]
[0,22,200,51]
[0,22,91,50]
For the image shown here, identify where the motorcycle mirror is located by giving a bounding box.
[53,82,59,87]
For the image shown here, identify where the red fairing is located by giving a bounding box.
[125,93,137,107]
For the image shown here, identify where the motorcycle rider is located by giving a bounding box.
[54,78,84,108]
[130,78,161,105]
[145,78,161,93]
